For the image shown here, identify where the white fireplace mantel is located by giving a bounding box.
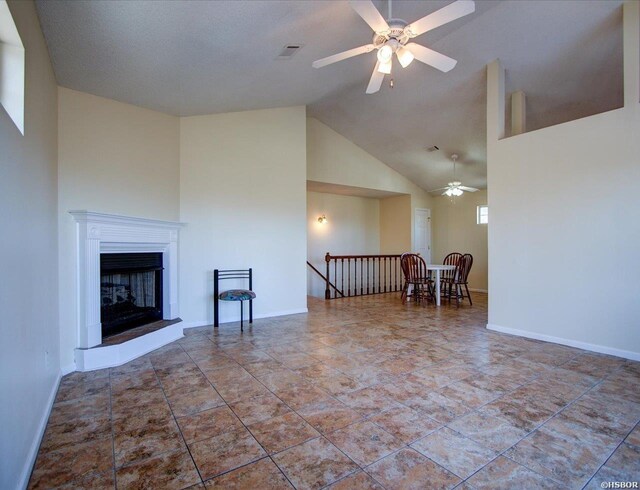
[70,211,185,369]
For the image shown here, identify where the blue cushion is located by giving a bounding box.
[219,289,256,301]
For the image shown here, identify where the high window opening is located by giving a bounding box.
[477,205,488,224]
[0,0,25,134]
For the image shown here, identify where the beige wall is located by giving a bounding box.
[57,87,180,368]
[307,117,433,248]
[0,1,59,488]
[380,195,412,254]
[432,191,488,290]
[487,3,640,359]
[180,107,308,324]
[307,191,380,297]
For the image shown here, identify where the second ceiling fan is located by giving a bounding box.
[430,154,479,196]
[312,0,475,94]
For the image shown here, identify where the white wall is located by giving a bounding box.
[487,3,640,359]
[432,190,488,290]
[180,107,308,324]
[307,191,380,297]
[0,1,59,488]
[57,87,180,368]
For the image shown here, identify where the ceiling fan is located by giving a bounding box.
[312,0,475,94]
[430,154,479,196]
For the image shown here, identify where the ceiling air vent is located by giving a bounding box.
[277,45,303,60]
[426,145,440,152]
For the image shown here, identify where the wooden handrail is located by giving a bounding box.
[327,254,402,259]
[306,261,344,298]
[324,253,403,299]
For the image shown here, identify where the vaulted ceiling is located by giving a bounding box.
[36,0,624,192]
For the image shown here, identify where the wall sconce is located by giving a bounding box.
[317,214,328,224]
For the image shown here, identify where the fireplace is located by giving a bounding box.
[70,211,184,369]
[100,252,163,338]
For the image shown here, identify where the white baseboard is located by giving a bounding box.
[255,308,309,319]
[183,308,310,331]
[180,321,211,330]
[60,363,76,375]
[18,370,62,490]
[486,323,640,362]
[74,323,185,372]
[469,288,488,293]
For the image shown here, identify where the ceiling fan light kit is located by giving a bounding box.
[396,45,414,68]
[377,59,392,74]
[430,154,479,198]
[312,0,475,93]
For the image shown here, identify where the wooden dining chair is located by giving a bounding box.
[447,254,473,306]
[400,253,435,305]
[441,252,462,299]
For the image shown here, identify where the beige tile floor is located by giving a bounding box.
[29,293,640,489]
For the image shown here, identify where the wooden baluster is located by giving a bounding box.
[366,257,370,295]
[348,258,351,297]
[394,256,398,292]
[325,253,331,299]
[340,258,344,297]
[370,258,373,294]
[385,257,388,293]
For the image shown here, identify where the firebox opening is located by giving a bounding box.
[100,252,163,339]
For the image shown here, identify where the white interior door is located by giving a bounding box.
[414,208,431,263]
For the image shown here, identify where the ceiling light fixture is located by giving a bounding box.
[377,39,398,64]
[377,60,392,74]
[396,46,414,68]
[317,214,328,224]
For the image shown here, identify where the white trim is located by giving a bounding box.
[486,323,640,362]
[254,308,309,319]
[69,210,186,228]
[60,363,76,376]
[182,308,310,331]
[74,323,184,372]
[469,288,488,293]
[17,370,62,490]
[180,320,211,330]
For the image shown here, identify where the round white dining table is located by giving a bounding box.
[427,264,456,306]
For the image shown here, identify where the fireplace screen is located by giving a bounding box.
[100,253,163,338]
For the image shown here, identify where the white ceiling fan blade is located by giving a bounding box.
[406,43,457,72]
[459,186,479,192]
[406,0,475,38]
[366,61,385,94]
[312,44,375,68]
[349,0,389,33]
[429,186,449,193]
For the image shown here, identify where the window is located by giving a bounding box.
[0,0,25,134]
[477,205,488,224]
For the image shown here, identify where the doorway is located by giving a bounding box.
[414,208,431,263]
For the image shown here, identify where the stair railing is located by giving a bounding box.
[322,253,403,300]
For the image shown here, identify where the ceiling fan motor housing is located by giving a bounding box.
[373,19,410,49]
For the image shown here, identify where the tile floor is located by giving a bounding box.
[29,293,640,489]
